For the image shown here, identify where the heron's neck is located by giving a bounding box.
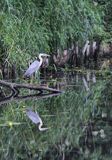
[38,123,48,131]
[39,54,43,66]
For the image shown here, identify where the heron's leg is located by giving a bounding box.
[30,74,34,84]
[29,75,34,94]
[35,71,40,83]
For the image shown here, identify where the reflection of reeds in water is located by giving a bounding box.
[40,70,97,92]
[0,72,111,159]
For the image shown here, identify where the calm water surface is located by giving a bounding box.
[0,69,112,160]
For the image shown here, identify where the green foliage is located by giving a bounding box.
[0,0,105,70]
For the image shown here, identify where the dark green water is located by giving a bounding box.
[0,70,112,160]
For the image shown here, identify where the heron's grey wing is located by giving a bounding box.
[24,60,40,76]
[26,109,40,124]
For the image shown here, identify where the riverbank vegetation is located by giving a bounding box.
[0,0,109,71]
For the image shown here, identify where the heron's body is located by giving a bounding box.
[24,60,41,77]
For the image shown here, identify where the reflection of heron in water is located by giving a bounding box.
[26,108,48,131]
[24,53,50,77]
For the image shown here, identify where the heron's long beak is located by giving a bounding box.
[45,54,50,57]
[39,53,50,57]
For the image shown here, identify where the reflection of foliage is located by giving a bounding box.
[0,75,112,159]
[79,77,112,159]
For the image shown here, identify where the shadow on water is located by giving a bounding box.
[0,67,112,159]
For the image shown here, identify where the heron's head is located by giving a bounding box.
[39,53,50,58]
[26,108,32,112]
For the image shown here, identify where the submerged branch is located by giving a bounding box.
[0,80,62,93]
[0,80,63,105]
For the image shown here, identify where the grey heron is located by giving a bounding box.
[24,53,50,77]
[26,108,48,131]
